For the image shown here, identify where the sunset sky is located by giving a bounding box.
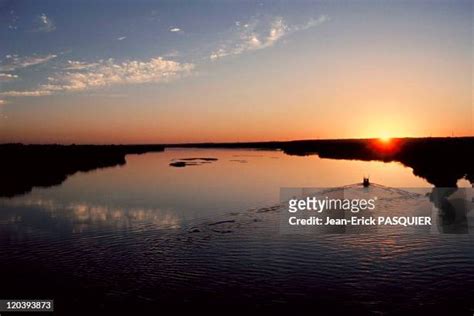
[0,0,472,144]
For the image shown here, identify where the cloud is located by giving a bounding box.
[33,13,56,32]
[0,99,6,105]
[0,73,19,81]
[210,15,329,60]
[0,90,52,97]
[0,54,57,71]
[297,15,330,31]
[170,27,181,32]
[64,60,99,70]
[42,57,194,92]
[0,56,194,98]
[84,93,127,98]
[117,36,127,41]
[210,17,287,60]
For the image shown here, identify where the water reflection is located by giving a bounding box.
[1,149,472,236]
[1,197,180,233]
[1,149,434,229]
[0,149,473,314]
[430,188,472,234]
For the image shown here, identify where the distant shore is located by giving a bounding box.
[164,137,474,187]
[1,137,472,197]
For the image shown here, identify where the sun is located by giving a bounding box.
[377,131,393,144]
[372,134,399,153]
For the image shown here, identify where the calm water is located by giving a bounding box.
[1,149,473,315]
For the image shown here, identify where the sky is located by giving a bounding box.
[0,0,472,144]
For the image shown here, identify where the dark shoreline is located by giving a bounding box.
[1,137,472,197]
[0,144,165,197]
[168,137,474,186]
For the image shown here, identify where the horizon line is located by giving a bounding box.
[1,135,473,146]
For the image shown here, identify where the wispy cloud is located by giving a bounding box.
[84,93,127,98]
[42,57,194,92]
[0,73,19,81]
[64,60,99,70]
[117,36,127,41]
[0,56,194,98]
[0,57,194,98]
[33,13,56,32]
[0,99,6,105]
[210,15,329,60]
[170,27,181,32]
[0,54,57,71]
[298,15,331,30]
[0,90,53,97]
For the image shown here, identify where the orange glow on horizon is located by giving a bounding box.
[370,136,402,155]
